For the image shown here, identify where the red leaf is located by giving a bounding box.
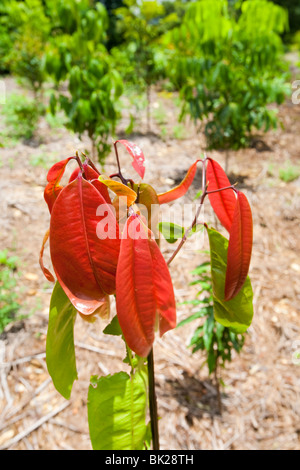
[225,191,253,301]
[69,163,111,204]
[116,215,176,357]
[157,160,200,205]
[39,229,55,282]
[49,175,120,315]
[206,158,236,232]
[148,236,176,337]
[115,140,146,179]
[44,157,74,213]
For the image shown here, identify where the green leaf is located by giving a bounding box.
[46,282,78,399]
[206,226,253,333]
[158,222,184,243]
[103,314,123,337]
[88,370,149,450]
[207,348,217,374]
[177,310,206,328]
[203,310,215,351]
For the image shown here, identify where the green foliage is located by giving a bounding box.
[1,93,41,141]
[88,370,150,450]
[45,286,151,449]
[178,260,245,375]
[112,0,172,131]
[0,250,21,334]
[2,0,50,95]
[165,0,290,150]
[45,0,123,163]
[46,282,78,399]
[206,226,253,333]
[278,160,300,183]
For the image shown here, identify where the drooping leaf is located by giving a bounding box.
[39,229,55,282]
[148,236,176,337]
[206,226,253,333]
[99,175,137,207]
[50,175,120,315]
[116,215,176,357]
[44,157,75,213]
[46,282,77,399]
[225,191,253,300]
[87,370,149,450]
[157,159,200,205]
[115,139,146,179]
[116,215,156,357]
[206,158,237,232]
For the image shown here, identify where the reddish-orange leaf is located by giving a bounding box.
[50,175,120,315]
[69,162,111,204]
[116,215,176,357]
[39,229,55,282]
[116,215,156,357]
[148,235,176,336]
[44,157,74,213]
[157,160,200,205]
[115,139,146,179]
[224,191,253,301]
[206,158,236,232]
[79,295,110,322]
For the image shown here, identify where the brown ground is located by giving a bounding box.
[0,73,300,450]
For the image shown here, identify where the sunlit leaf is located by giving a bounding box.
[206,226,253,333]
[88,370,149,450]
[44,157,75,213]
[99,175,137,206]
[158,159,200,204]
[50,175,120,315]
[115,139,146,179]
[116,215,176,357]
[225,191,253,300]
[39,229,55,282]
[158,222,185,243]
[206,158,237,232]
[46,282,77,399]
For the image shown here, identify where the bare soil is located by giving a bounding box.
[0,75,300,450]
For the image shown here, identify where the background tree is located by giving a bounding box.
[112,0,172,133]
[163,0,291,170]
[44,0,123,164]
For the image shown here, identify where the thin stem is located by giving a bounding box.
[75,152,87,179]
[214,359,222,415]
[167,156,208,266]
[206,184,237,195]
[113,141,122,176]
[147,348,159,450]
[167,198,205,266]
[112,142,129,185]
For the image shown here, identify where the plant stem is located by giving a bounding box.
[147,348,159,450]
[146,84,151,133]
[167,156,208,266]
[214,360,222,415]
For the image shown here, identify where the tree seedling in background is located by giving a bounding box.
[40,139,253,450]
[0,250,21,335]
[178,260,245,414]
[164,0,290,171]
[2,0,50,101]
[112,0,170,133]
[44,0,123,165]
